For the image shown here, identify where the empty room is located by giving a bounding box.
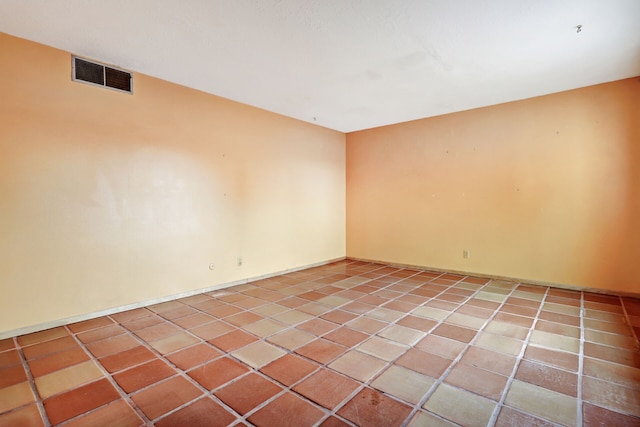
[1,1,639,426]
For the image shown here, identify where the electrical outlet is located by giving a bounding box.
[237,257,243,267]
[463,250,469,259]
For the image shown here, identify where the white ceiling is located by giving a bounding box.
[1,0,639,132]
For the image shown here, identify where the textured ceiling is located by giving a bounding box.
[1,0,639,132]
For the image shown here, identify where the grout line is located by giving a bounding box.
[64,325,154,426]
[13,337,52,427]
[576,291,585,427]
[486,286,550,427]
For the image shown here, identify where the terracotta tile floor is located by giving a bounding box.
[1,260,640,426]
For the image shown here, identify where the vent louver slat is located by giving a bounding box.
[72,56,132,94]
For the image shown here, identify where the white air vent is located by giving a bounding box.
[72,56,132,94]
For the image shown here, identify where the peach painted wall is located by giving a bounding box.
[0,33,345,334]
[347,78,640,293]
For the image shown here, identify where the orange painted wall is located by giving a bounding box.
[347,78,640,293]
[0,33,346,334]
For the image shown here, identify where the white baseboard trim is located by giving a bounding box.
[0,257,346,340]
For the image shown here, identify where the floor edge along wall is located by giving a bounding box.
[0,258,345,340]
[5,257,639,341]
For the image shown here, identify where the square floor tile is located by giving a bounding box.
[215,373,282,415]
[23,336,77,360]
[495,406,556,427]
[582,402,640,427]
[149,332,199,354]
[475,332,524,356]
[232,341,287,368]
[324,327,369,347]
[295,339,348,364]
[267,328,315,350]
[113,359,176,393]
[296,318,338,336]
[445,362,507,400]
[408,410,458,427]
[515,359,577,397]
[187,357,249,391]
[416,334,466,359]
[131,375,202,420]
[189,321,234,340]
[76,324,126,343]
[372,365,435,404]
[63,399,143,427]
[396,348,452,378]
[248,392,325,427]
[243,319,288,338]
[504,379,577,426]
[0,364,27,388]
[260,354,318,386]
[378,324,425,345]
[423,383,496,427]
[329,350,387,382]
[17,327,68,347]
[523,346,579,372]
[68,317,115,334]
[0,381,35,414]
[209,330,258,352]
[27,347,89,377]
[459,345,517,376]
[166,342,221,371]
[43,379,120,425]
[337,388,412,427]
[293,368,359,409]
[583,376,640,417]
[85,334,139,358]
[35,360,104,399]
[0,403,44,427]
[98,345,156,373]
[155,397,236,427]
[357,336,408,361]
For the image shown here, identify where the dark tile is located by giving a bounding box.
[187,357,249,390]
[166,343,222,371]
[113,360,176,393]
[583,402,640,427]
[496,406,556,427]
[43,379,120,425]
[321,310,358,325]
[295,339,348,364]
[132,376,202,420]
[63,399,143,427]
[396,348,451,378]
[98,346,156,373]
[515,360,577,397]
[248,392,324,427]
[293,369,359,409]
[337,388,412,427]
[208,330,257,352]
[155,397,236,427]
[0,364,27,388]
[28,347,90,377]
[433,323,477,343]
[22,336,77,360]
[260,354,318,387]
[214,373,282,415]
[324,327,368,347]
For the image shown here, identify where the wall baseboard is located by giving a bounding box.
[347,256,640,299]
[0,257,346,340]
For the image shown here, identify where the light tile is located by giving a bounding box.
[504,380,577,426]
[329,351,387,382]
[372,365,435,404]
[0,382,35,413]
[35,360,104,399]
[232,341,287,368]
[423,383,495,427]
[378,324,425,345]
[357,336,408,361]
